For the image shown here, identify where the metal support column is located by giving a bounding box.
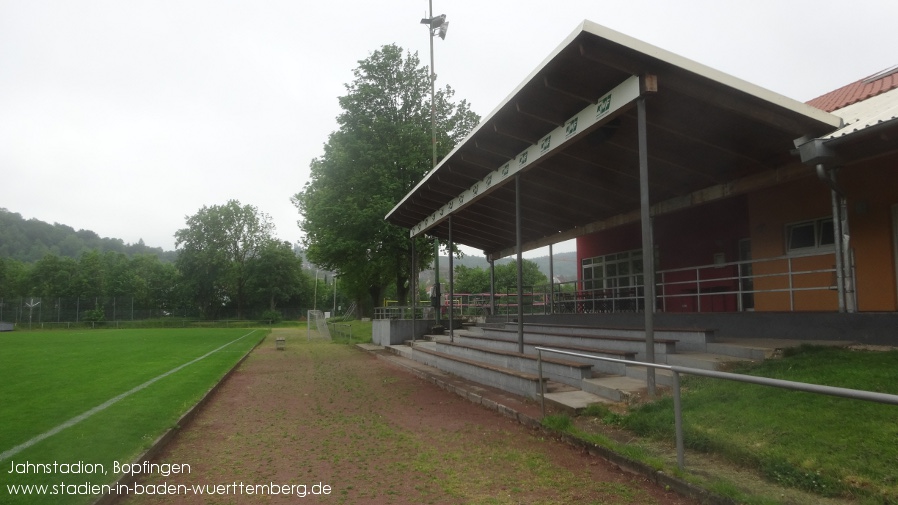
[427,0,440,328]
[637,95,657,397]
[411,238,416,343]
[516,173,524,353]
[448,215,454,341]
[489,258,496,317]
[549,244,555,315]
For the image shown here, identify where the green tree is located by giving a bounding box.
[0,257,28,300]
[293,44,479,315]
[28,254,79,299]
[453,264,491,294]
[76,250,105,304]
[453,260,548,294]
[495,259,548,290]
[247,241,305,312]
[129,254,180,317]
[175,200,275,319]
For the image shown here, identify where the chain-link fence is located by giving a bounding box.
[0,296,309,329]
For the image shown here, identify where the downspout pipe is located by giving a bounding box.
[796,136,854,313]
[818,164,848,313]
[815,163,842,196]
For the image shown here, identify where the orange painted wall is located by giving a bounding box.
[840,156,898,311]
[748,171,837,311]
[748,158,898,312]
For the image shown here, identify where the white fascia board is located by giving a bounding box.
[576,20,841,129]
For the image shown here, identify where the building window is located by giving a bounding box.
[581,249,644,292]
[786,217,834,253]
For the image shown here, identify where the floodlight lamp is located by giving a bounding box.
[437,22,448,39]
[420,14,446,29]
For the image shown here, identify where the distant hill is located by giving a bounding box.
[0,208,177,263]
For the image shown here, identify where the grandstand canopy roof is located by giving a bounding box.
[385,20,841,259]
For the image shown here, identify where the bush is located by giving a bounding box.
[260,310,282,323]
[82,308,106,323]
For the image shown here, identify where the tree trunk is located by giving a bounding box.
[396,262,409,306]
[367,285,382,318]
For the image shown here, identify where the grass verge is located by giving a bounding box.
[546,345,898,504]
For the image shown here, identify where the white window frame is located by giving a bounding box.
[785,217,835,255]
[581,249,644,292]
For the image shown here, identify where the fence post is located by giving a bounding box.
[538,349,546,418]
[695,267,701,313]
[788,257,795,311]
[672,370,685,471]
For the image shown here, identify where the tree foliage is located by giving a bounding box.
[453,260,549,293]
[0,251,179,316]
[453,264,491,294]
[247,240,306,311]
[293,44,480,315]
[175,200,277,319]
[0,208,175,262]
[0,204,312,322]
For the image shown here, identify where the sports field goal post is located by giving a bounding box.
[306,310,331,340]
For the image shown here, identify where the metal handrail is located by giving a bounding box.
[542,250,842,314]
[534,346,898,470]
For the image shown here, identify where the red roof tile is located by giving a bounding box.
[807,66,898,112]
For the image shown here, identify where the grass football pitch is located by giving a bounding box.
[0,328,266,504]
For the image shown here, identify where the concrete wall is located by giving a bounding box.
[496,312,898,346]
[372,319,463,345]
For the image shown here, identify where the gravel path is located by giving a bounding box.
[121,329,699,504]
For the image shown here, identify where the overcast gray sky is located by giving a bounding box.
[1,0,895,256]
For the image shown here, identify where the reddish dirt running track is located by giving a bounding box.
[120,329,700,505]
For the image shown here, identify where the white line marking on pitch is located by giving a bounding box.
[0,330,259,461]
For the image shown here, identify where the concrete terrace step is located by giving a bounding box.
[461,325,485,335]
[625,366,675,387]
[389,328,773,409]
[519,322,715,352]
[581,375,647,402]
[542,389,613,414]
[481,326,677,360]
[449,333,635,375]
[406,342,547,400]
[433,341,593,389]
[520,323,715,343]
[706,341,772,361]
[663,352,749,370]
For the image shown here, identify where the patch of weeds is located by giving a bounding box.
[541,413,572,431]
[704,479,783,505]
[583,403,627,426]
[760,459,842,497]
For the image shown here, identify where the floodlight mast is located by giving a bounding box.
[25,297,40,330]
[420,1,447,327]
